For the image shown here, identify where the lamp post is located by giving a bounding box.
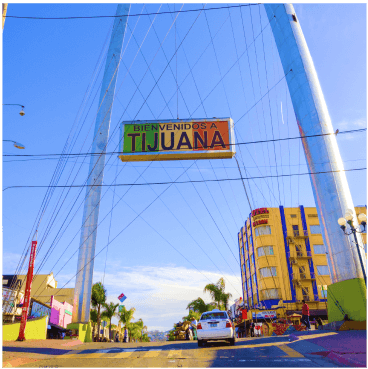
[338,210,367,285]
[3,140,25,149]
[3,104,25,116]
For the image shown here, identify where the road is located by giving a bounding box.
[3,333,347,368]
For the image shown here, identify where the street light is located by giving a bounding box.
[338,212,367,285]
[3,140,25,149]
[3,104,25,116]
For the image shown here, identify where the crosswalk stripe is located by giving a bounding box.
[278,345,304,358]
[143,350,162,358]
[167,350,182,358]
[112,351,134,358]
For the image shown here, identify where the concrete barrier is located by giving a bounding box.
[3,316,48,341]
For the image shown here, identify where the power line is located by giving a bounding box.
[3,128,365,159]
[5,4,260,20]
[3,167,366,191]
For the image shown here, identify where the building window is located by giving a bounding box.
[242,265,246,276]
[255,225,271,236]
[318,285,328,298]
[252,273,257,285]
[302,287,309,301]
[247,259,250,272]
[251,253,255,266]
[360,224,367,233]
[316,265,329,275]
[290,214,297,218]
[313,244,325,254]
[310,225,322,234]
[292,225,299,237]
[247,277,251,289]
[295,245,303,257]
[259,267,277,278]
[299,266,306,279]
[262,288,279,299]
[257,246,274,257]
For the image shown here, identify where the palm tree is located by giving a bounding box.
[118,306,135,342]
[91,282,107,341]
[203,283,223,309]
[101,302,119,341]
[203,278,232,310]
[186,297,216,314]
[90,309,98,339]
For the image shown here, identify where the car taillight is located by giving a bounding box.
[197,323,202,330]
[226,321,232,328]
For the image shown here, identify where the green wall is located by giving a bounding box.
[67,322,92,342]
[328,278,366,322]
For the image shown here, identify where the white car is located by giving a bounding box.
[196,309,236,347]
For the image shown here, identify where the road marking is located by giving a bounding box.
[143,350,161,358]
[83,353,105,358]
[167,350,182,358]
[278,344,304,358]
[112,351,134,358]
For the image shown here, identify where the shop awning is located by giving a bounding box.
[48,322,67,331]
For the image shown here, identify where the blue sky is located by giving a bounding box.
[2,3,366,331]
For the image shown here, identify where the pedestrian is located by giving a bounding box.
[115,332,120,342]
[250,320,255,337]
[301,300,311,330]
[190,317,197,340]
[245,320,250,337]
[124,328,128,343]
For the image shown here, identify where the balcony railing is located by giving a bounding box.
[288,250,312,259]
[286,230,309,239]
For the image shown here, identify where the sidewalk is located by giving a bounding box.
[288,330,367,367]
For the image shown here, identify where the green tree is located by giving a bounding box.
[187,297,216,314]
[118,306,135,342]
[91,282,107,341]
[90,309,98,338]
[182,309,201,322]
[101,302,119,341]
[203,278,232,310]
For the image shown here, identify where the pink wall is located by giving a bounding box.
[50,296,73,328]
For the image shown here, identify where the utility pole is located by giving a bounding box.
[72,4,130,325]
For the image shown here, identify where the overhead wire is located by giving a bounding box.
[5,4,259,20]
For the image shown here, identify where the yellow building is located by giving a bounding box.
[238,206,366,318]
[2,273,74,307]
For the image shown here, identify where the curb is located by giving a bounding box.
[326,351,366,367]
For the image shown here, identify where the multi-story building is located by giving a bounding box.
[238,206,366,318]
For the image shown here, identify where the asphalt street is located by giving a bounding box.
[3,334,346,367]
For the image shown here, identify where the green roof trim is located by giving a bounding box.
[65,309,72,316]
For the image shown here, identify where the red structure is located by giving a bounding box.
[17,241,37,341]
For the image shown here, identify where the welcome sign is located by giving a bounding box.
[119,118,235,162]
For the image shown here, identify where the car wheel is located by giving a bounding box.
[198,339,203,347]
[229,337,235,346]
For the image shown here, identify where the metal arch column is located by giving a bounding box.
[264,4,365,284]
[72,4,131,324]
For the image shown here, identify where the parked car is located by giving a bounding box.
[196,309,236,347]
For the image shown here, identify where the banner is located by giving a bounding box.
[252,311,276,319]
[17,240,37,341]
[119,118,235,162]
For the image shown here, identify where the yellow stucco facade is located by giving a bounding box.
[238,206,366,316]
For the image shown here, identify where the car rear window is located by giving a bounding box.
[200,312,227,320]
